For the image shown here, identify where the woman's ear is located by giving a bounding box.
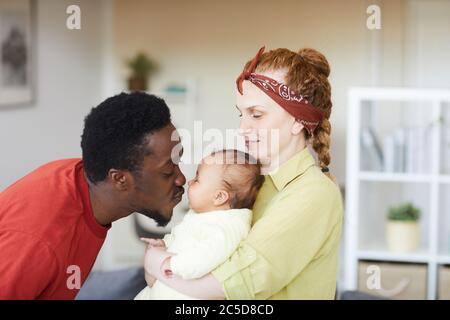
[213,190,230,207]
[291,119,304,135]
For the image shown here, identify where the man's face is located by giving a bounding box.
[128,123,186,226]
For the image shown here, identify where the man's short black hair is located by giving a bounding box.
[81,92,171,184]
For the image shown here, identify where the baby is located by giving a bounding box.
[135,149,264,300]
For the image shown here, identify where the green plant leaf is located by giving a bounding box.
[127,52,158,79]
[387,202,421,221]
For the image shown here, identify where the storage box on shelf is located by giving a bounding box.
[438,265,450,300]
[358,261,427,300]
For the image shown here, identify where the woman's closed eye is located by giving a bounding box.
[252,112,263,119]
[237,111,262,119]
[249,107,264,119]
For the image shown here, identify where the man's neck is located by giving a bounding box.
[87,182,129,226]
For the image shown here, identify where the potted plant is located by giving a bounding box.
[126,52,158,91]
[386,202,421,253]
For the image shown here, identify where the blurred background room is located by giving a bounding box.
[0,0,449,299]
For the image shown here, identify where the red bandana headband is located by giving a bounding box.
[236,46,325,135]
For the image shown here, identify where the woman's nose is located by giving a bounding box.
[187,179,193,187]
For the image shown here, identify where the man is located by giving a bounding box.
[0,92,186,299]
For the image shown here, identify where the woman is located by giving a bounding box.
[145,46,343,300]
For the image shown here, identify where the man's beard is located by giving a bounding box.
[137,209,172,227]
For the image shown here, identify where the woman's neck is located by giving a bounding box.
[261,138,307,175]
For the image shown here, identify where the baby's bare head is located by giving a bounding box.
[205,149,265,210]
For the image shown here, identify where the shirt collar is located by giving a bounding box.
[269,147,316,191]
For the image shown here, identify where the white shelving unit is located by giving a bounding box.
[343,87,450,300]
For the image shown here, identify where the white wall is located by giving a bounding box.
[404,0,450,88]
[0,0,106,190]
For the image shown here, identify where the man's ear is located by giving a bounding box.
[213,189,230,207]
[108,169,130,191]
[291,119,304,135]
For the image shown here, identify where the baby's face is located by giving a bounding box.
[187,155,225,213]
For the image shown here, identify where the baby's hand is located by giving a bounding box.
[140,237,166,248]
[140,238,166,287]
[143,245,174,281]
[161,256,173,278]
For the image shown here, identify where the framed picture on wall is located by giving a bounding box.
[0,0,35,106]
